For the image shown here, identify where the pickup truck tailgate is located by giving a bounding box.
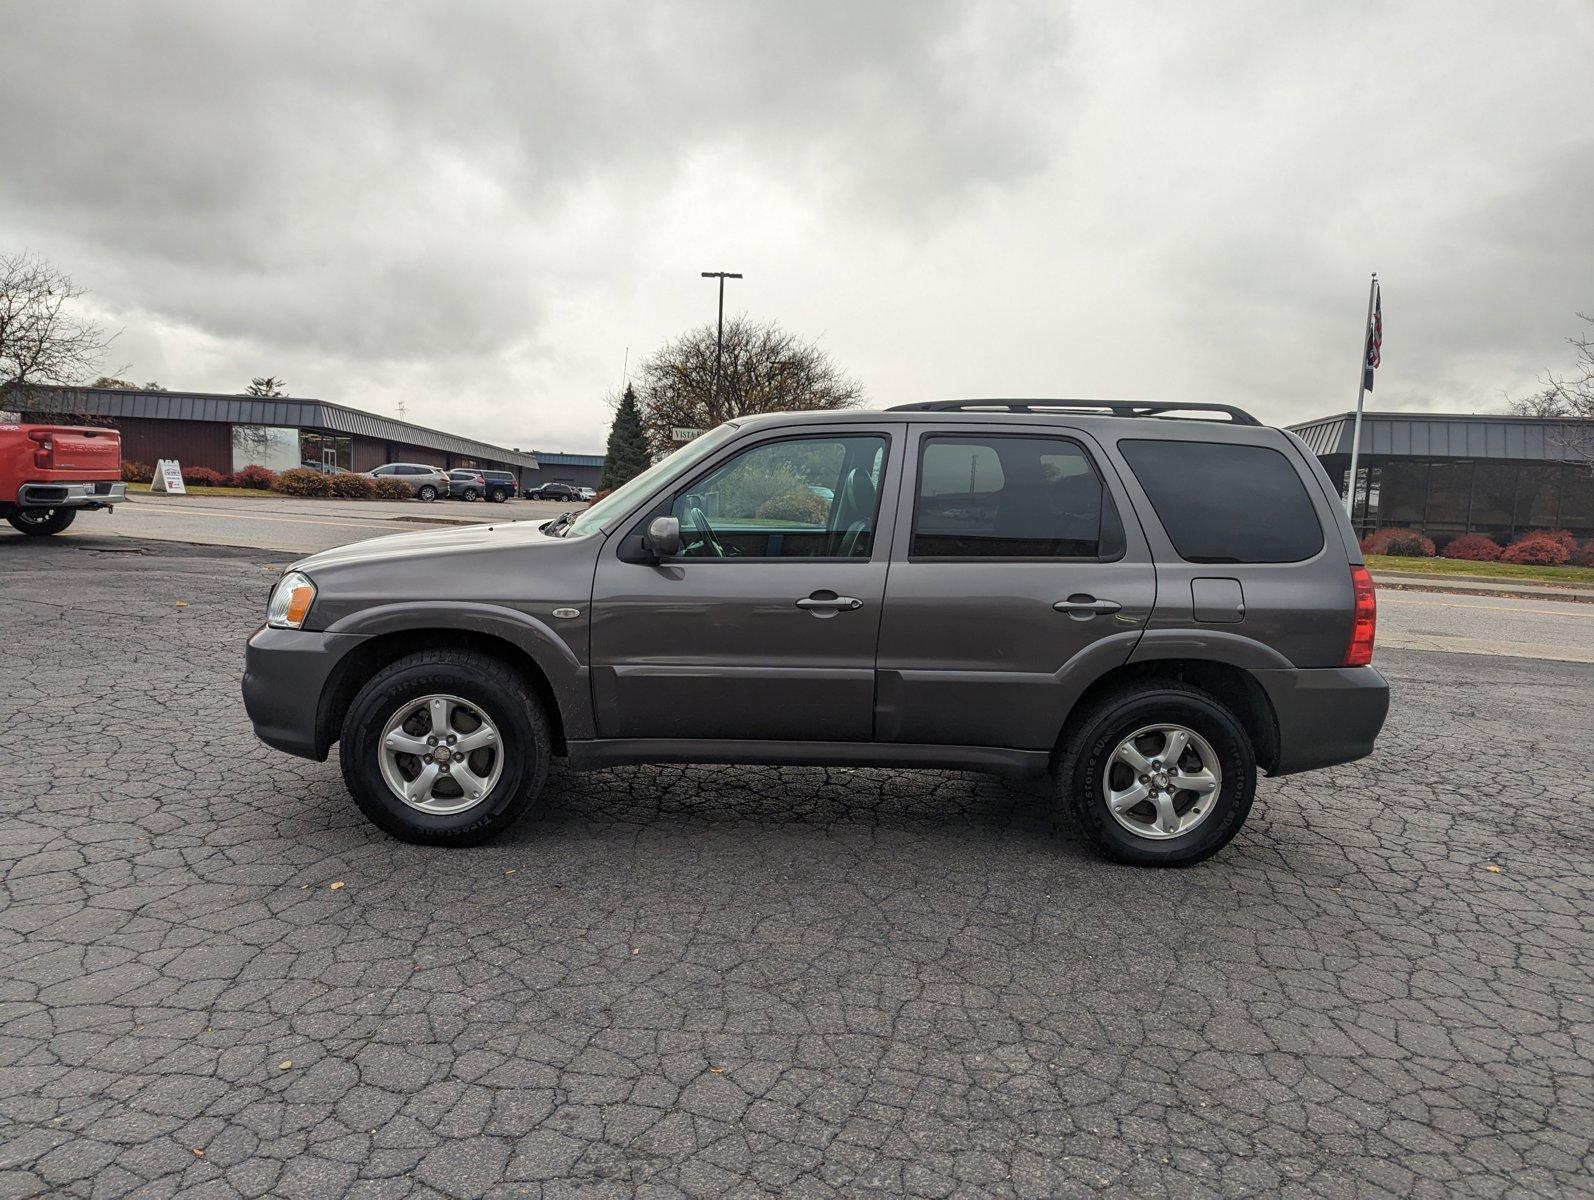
[35,426,121,475]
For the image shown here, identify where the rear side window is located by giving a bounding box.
[912,434,1124,559]
[1119,439,1323,563]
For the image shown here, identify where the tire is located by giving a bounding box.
[339,649,551,846]
[1055,682,1255,867]
[7,508,77,536]
[417,485,438,502]
[489,489,509,504]
[461,487,479,502]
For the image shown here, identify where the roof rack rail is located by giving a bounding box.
[885,398,1262,426]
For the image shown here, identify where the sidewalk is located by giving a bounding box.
[1372,569,1594,604]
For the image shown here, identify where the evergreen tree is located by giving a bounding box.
[600,384,651,489]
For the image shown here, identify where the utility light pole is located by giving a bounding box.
[701,270,741,425]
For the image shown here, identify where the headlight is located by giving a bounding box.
[267,571,316,629]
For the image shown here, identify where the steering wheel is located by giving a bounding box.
[685,505,725,557]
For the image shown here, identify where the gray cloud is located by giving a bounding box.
[0,1,1587,448]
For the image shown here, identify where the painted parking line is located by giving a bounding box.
[1378,592,1594,620]
[121,506,431,532]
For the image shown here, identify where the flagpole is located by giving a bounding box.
[1344,272,1378,516]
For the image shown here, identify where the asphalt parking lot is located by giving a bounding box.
[2,539,1591,1199]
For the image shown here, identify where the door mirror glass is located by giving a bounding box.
[643,515,681,558]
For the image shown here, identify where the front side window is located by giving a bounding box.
[671,435,887,558]
[912,434,1118,559]
[1119,439,1323,563]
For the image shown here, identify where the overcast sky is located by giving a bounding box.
[3,1,1590,452]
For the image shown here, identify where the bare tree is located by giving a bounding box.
[1512,313,1594,474]
[632,317,863,454]
[246,375,288,397]
[0,252,114,405]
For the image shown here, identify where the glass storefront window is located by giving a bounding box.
[1514,463,1560,528]
[1469,463,1517,529]
[1424,462,1473,531]
[1379,460,1429,526]
[1559,464,1593,533]
[299,431,353,472]
[232,425,301,473]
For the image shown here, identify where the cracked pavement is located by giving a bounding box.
[2,539,1591,1198]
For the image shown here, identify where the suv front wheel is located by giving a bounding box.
[1057,682,1255,867]
[339,649,551,845]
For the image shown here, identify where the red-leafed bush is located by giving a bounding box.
[121,460,151,482]
[1499,534,1571,566]
[327,472,378,499]
[230,464,278,490]
[181,466,225,486]
[271,466,331,497]
[1440,533,1503,562]
[1514,528,1577,552]
[1362,528,1436,557]
[372,477,415,501]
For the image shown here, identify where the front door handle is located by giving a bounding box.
[796,593,863,613]
[1053,595,1123,616]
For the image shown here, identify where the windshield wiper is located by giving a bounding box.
[543,510,577,537]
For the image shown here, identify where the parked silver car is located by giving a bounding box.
[368,463,450,501]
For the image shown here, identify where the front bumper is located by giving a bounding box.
[18,480,127,508]
[1253,665,1390,776]
[242,625,368,760]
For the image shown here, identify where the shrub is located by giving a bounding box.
[180,466,225,487]
[121,460,151,482]
[271,466,332,497]
[1500,534,1571,566]
[372,477,414,501]
[1514,528,1577,552]
[1572,539,1594,568]
[755,489,831,524]
[231,464,278,490]
[1441,533,1502,562]
[1362,527,1435,557]
[327,472,378,500]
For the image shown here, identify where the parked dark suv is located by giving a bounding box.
[524,481,584,502]
[480,470,517,504]
[243,401,1388,866]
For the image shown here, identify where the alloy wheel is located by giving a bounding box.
[1101,723,1222,840]
[377,694,504,815]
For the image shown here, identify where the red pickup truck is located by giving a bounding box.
[0,422,127,536]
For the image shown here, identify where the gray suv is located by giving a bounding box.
[243,401,1388,866]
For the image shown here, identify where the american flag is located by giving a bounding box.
[1364,281,1382,390]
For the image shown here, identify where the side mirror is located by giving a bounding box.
[642,515,681,559]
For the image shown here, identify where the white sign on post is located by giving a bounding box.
[150,459,187,494]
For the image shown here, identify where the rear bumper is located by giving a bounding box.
[1252,665,1390,776]
[17,481,126,508]
[242,625,367,760]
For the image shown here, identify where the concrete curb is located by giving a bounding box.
[1372,571,1594,605]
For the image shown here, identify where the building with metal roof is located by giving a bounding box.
[527,450,606,490]
[1288,410,1593,541]
[17,384,543,483]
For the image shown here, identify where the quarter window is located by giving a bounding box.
[1119,439,1323,563]
[670,435,887,558]
[912,435,1120,559]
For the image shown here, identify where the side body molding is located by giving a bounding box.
[322,600,595,739]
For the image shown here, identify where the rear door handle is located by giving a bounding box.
[796,594,863,613]
[1053,596,1122,616]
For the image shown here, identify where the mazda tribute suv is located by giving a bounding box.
[243,400,1388,866]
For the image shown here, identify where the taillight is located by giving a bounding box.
[1345,564,1377,666]
[27,429,53,469]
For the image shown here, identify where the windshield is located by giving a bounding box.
[554,424,741,539]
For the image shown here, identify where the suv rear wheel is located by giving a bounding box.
[416,484,438,501]
[489,488,509,503]
[339,649,551,845]
[1056,682,1255,867]
[7,508,76,536]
